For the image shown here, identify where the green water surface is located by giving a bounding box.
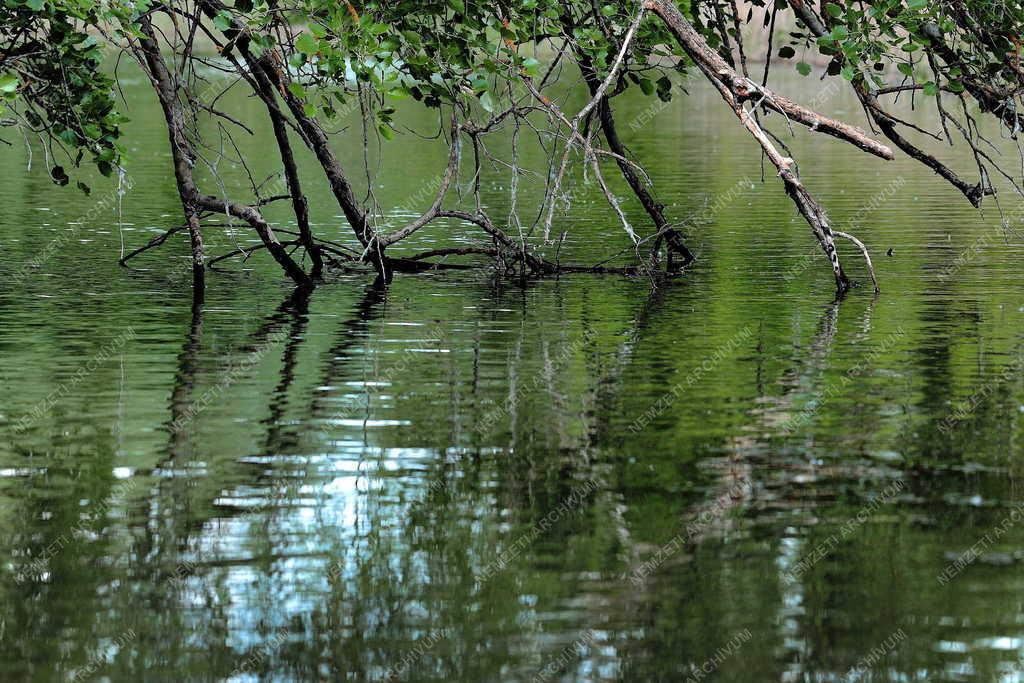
[1,68,1024,682]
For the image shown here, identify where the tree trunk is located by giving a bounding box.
[136,18,206,293]
[135,18,312,288]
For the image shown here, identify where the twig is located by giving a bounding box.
[119,224,188,265]
[833,231,880,294]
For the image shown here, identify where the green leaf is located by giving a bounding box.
[923,81,939,97]
[378,123,394,140]
[796,62,812,76]
[213,10,232,32]
[656,76,672,102]
[522,58,541,78]
[295,32,319,55]
[287,82,307,99]
[0,73,18,94]
[25,0,44,10]
[479,90,496,113]
[58,128,79,146]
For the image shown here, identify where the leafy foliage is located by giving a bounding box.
[0,0,142,187]
[212,0,695,129]
[776,0,1022,102]
[2,0,1022,211]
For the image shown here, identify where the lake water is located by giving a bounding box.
[2,69,1024,681]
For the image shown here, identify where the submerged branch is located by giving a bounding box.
[119,224,187,266]
[833,231,880,295]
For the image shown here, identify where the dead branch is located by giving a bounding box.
[371,114,463,249]
[119,224,188,266]
[785,0,990,207]
[646,0,853,293]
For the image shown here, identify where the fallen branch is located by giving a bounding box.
[371,114,463,249]
[119,224,187,265]
[207,240,301,268]
[645,0,854,293]
[406,247,500,261]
